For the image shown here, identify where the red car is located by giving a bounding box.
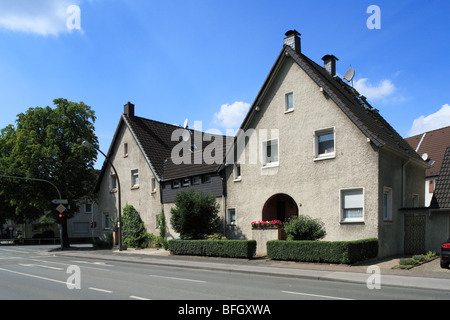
[441,239,450,269]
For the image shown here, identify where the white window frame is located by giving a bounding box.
[172,180,180,189]
[151,178,157,193]
[227,208,236,226]
[182,177,191,187]
[84,203,92,214]
[285,92,294,113]
[103,213,111,230]
[262,139,279,167]
[124,143,128,157]
[383,187,393,221]
[340,188,364,223]
[234,163,241,181]
[110,173,117,192]
[192,176,201,185]
[131,169,139,188]
[314,127,335,161]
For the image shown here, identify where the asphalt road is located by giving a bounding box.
[0,245,449,303]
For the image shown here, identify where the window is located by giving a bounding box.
[228,208,236,226]
[428,179,435,193]
[85,203,92,214]
[182,178,190,187]
[383,187,392,221]
[285,93,294,112]
[262,139,279,166]
[234,163,241,181]
[151,178,156,193]
[131,169,139,188]
[341,189,364,222]
[104,213,111,230]
[314,128,335,160]
[110,174,117,191]
[124,143,128,157]
[203,175,212,183]
[172,180,180,189]
[192,176,201,185]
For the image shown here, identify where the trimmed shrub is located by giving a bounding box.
[122,204,147,249]
[168,240,257,259]
[267,238,378,264]
[283,215,326,241]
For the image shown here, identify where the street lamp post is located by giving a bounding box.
[82,141,123,251]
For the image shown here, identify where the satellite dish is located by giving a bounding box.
[422,153,429,161]
[183,118,189,129]
[181,129,190,142]
[343,66,355,83]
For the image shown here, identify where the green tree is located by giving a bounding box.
[0,98,98,247]
[122,204,147,248]
[170,190,220,239]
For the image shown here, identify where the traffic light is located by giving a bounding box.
[57,213,66,224]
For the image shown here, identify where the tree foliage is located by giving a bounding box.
[170,190,220,239]
[122,204,147,248]
[0,98,98,245]
[282,215,327,241]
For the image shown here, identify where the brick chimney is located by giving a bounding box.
[284,30,301,54]
[322,54,339,77]
[124,102,135,117]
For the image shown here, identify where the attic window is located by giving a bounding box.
[285,93,294,113]
[124,143,128,157]
[314,128,335,160]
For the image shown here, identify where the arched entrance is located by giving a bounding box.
[262,194,299,240]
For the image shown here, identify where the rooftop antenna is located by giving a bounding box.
[343,65,355,87]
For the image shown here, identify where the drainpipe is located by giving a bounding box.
[402,157,411,208]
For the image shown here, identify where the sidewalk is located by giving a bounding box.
[55,247,450,292]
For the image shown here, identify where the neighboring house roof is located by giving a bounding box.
[236,39,426,167]
[94,110,228,193]
[430,147,450,209]
[405,125,450,177]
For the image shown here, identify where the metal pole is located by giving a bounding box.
[82,141,122,251]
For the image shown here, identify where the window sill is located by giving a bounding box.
[123,154,128,158]
[110,189,117,193]
[284,109,294,114]
[130,186,140,190]
[233,178,242,182]
[151,190,157,194]
[262,162,279,169]
[340,219,364,224]
[314,153,335,161]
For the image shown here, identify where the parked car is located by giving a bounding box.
[441,239,450,269]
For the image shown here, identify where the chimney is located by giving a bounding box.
[284,30,301,54]
[124,102,135,117]
[322,54,339,77]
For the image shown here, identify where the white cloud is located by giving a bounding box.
[354,78,396,101]
[0,0,82,36]
[408,104,450,136]
[213,101,250,129]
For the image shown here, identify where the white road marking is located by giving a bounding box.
[0,267,67,285]
[71,260,114,267]
[88,287,113,293]
[130,295,151,300]
[149,274,206,283]
[282,290,354,300]
[19,263,64,271]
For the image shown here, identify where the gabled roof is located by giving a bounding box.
[430,147,450,209]
[237,44,426,166]
[405,125,450,177]
[94,113,228,193]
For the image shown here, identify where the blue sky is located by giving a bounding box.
[0,0,449,168]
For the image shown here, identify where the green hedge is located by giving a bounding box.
[168,240,257,259]
[267,238,378,264]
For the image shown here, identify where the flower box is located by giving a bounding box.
[251,220,283,229]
